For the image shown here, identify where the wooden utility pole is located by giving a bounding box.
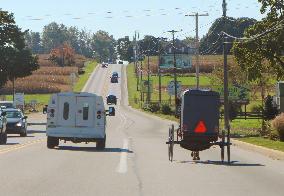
[222,0,231,163]
[167,30,182,114]
[185,12,209,89]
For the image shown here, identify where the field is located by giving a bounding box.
[142,55,236,74]
[2,61,97,105]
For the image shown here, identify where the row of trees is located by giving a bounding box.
[25,23,116,62]
[0,9,38,88]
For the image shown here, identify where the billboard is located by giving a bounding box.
[160,54,192,69]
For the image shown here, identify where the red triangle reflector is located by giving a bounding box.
[194,121,207,133]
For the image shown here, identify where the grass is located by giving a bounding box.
[127,62,284,152]
[238,137,284,152]
[74,61,97,92]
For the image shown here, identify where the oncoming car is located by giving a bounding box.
[110,72,119,83]
[0,109,7,144]
[106,95,117,105]
[3,108,28,137]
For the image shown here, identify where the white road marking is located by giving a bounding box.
[116,139,129,174]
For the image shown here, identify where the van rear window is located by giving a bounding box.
[63,102,69,120]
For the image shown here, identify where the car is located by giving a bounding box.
[110,76,118,83]
[112,72,119,77]
[3,108,28,137]
[0,101,15,109]
[118,60,123,64]
[0,110,7,144]
[101,62,108,68]
[110,72,119,83]
[106,95,117,105]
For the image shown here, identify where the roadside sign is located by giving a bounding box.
[167,81,182,96]
[141,80,153,93]
[14,93,24,110]
[69,73,76,91]
[213,85,250,100]
[160,54,192,69]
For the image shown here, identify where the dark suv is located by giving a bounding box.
[0,110,7,144]
[106,95,117,105]
[3,108,28,137]
[110,72,119,83]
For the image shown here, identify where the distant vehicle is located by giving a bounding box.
[3,108,27,137]
[118,60,123,64]
[101,62,108,68]
[110,76,118,83]
[46,92,115,149]
[106,95,117,105]
[0,109,7,144]
[110,72,119,83]
[112,72,119,77]
[0,101,15,109]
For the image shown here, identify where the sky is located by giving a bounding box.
[0,0,264,40]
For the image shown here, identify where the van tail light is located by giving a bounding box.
[49,109,55,118]
[97,111,102,119]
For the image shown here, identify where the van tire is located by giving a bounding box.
[20,129,27,137]
[96,136,106,150]
[47,136,59,149]
[0,132,7,145]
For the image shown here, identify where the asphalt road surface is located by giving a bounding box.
[0,64,283,196]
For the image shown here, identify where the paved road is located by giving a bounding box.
[0,64,283,196]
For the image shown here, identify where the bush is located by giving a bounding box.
[250,104,263,113]
[148,103,160,113]
[263,95,278,120]
[272,113,284,141]
[161,104,172,115]
[229,101,241,121]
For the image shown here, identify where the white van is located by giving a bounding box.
[46,92,115,149]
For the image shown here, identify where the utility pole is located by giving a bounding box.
[222,0,230,163]
[147,50,151,104]
[158,37,167,104]
[185,12,209,89]
[167,30,181,114]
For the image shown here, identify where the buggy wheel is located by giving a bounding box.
[221,130,225,162]
[168,125,174,162]
[227,132,231,164]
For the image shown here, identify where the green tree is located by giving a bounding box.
[25,31,43,54]
[117,36,133,61]
[42,22,69,53]
[200,17,256,54]
[233,1,284,81]
[0,9,39,88]
[91,30,116,62]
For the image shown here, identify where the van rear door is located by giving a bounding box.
[75,96,95,127]
[57,95,76,127]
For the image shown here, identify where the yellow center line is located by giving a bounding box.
[0,138,45,154]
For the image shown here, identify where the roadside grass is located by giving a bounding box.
[74,61,97,92]
[127,63,284,151]
[237,137,284,152]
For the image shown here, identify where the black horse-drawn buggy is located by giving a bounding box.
[166,89,231,163]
